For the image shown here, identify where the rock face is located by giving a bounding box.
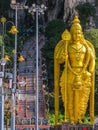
[63,0,86,22]
[43,0,95,22]
[47,0,64,21]
[9,0,96,24]
[63,0,95,22]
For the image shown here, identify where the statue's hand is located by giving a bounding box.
[56,52,68,64]
[73,75,83,90]
[61,52,68,60]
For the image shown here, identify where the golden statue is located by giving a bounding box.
[54,16,95,125]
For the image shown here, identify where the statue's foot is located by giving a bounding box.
[71,122,74,124]
[64,119,67,122]
[71,120,75,124]
[57,122,61,125]
[70,117,75,124]
[78,119,83,124]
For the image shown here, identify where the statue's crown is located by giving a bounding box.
[72,16,80,24]
[70,16,82,33]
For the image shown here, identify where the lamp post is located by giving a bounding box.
[10,1,46,130]
[0,17,6,60]
[0,17,19,130]
[0,17,6,130]
[27,3,47,130]
[0,15,24,130]
[9,25,18,130]
[8,24,24,130]
[10,1,25,130]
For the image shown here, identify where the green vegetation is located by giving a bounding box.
[47,113,64,126]
[4,99,11,129]
[75,2,96,29]
[84,29,98,67]
[0,0,10,16]
[41,19,66,92]
[0,35,2,44]
[47,113,98,125]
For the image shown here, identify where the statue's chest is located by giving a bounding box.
[68,44,86,61]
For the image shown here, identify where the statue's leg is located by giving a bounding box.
[78,88,90,123]
[78,90,84,123]
[68,84,74,124]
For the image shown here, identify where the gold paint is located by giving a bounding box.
[12,49,16,54]
[54,16,95,125]
[4,55,10,61]
[9,26,18,34]
[18,55,25,62]
[0,17,6,23]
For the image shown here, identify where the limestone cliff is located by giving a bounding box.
[45,0,95,22]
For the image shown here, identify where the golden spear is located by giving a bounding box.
[61,29,71,121]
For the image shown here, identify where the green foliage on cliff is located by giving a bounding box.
[84,28,98,68]
[41,19,66,92]
[47,113,64,125]
[84,29,98,49]
[76,2,96,29]
[0,0,10,16]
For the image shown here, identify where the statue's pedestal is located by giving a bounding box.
[50,123,94,130]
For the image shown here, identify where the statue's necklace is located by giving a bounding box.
[68,43,90,75]
[71,45,83,61]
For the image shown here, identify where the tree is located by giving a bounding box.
[75,2,96,29]
[84,29,98,60]
[0,0,10,16]
[41,19,66,93]
[4,99,11,130]
[83,29,98,115]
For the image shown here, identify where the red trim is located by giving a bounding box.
[82,128,87,130]
[16,125,50,129]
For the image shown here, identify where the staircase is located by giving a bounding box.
[16,34,46,124]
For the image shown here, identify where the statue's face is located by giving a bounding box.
[72,29,82,42]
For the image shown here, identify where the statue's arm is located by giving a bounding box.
[89,49,95,73]
[56,53,66,64]
[85,40,95,73]
[89,49,95,125]
[54,40,66,64]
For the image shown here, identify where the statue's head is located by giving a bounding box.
[70,16,82,33]
[70,16,83,41]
